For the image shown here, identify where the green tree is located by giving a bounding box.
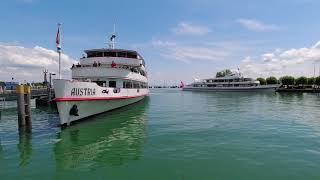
[216,69,232,77]
[307,77,315,85]
[216,71,224,78]
[266,76,278,84]
[256,77,266,85]
[295,76,308,85]
[280,76,295,85]
[315,76,320,85]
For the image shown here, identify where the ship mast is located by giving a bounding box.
[109,24,116,49]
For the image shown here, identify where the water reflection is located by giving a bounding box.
[0,140,2,160]
[54,98,149,170]
[277,92,304,101]
[18,130,32,166]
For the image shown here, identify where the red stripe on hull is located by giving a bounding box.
[54,93,148,102]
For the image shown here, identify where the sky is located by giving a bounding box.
[1,0,320,85]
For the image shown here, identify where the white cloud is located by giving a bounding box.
[237,18,281,31]
[0,43,77,82]
[242,56,254,63]
[132,39,256,85]
[151,39,229,62]
[262,53,278,62]
[171,22,211,35]
[239,41,320,78]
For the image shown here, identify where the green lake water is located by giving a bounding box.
[1,89,320,179]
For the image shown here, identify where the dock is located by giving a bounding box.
[0,88,54,101]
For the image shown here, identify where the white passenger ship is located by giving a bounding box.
[53,35,149,125]
[183,72,280,91]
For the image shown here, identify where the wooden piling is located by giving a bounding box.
[24,85,31,126]
[16,85,31,128]
[17,85,26,127]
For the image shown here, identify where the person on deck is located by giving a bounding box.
[111,61,117,68]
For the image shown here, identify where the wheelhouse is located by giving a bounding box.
[83,49,145,66]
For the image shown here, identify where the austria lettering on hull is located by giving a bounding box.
[71,88,96,96]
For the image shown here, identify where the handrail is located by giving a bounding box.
[72,63,141,69]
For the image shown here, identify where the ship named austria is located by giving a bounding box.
[53,34,149,125]
[183,70,280,92]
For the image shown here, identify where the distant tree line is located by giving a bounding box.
[256,76,320,86]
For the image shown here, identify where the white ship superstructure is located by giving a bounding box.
[183,72,280,91]
[53,36,149,125]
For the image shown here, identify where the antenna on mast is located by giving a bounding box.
[109,24,116,49]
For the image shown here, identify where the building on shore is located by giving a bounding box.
[0,82,19,91]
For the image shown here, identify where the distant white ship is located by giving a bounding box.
[53,34,149,125]
[183,72,280,91]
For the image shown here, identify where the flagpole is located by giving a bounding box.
[56,23,62,79]
[58,50,61,79]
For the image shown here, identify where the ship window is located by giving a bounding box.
[133,82,140,88]
[94,81,105,87]
[118,52,126,57]
[87,51,104,58]
[124,81,132,88]
[96,52,103,57]
[104,52,117,57]
[109,81,116,88]
[127,52,137,59]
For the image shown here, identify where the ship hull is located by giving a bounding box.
[53,79,149,125]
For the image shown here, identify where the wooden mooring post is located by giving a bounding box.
[16,85,32,128]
